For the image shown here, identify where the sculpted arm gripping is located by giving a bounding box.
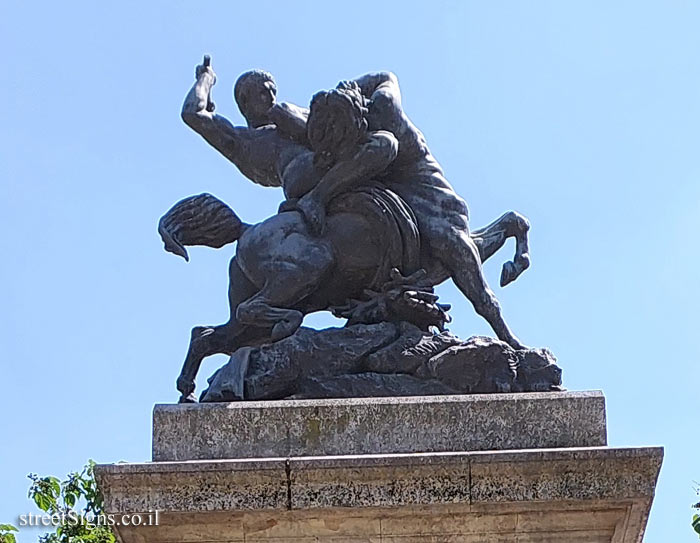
[289,82,402,233]
[296,130,399,234]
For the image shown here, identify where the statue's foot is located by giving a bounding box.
[178,393,197,403]
[500,254,530,287]
[507,336,528,351]
[500,262,517,287]
[176,374,196,400]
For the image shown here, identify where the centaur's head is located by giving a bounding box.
[307,81,368,172]
[234,70,277,128]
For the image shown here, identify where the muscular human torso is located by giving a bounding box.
[372,110,443,181]
[354,74,446,184]
[214,122,321,200]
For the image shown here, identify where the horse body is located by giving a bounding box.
[160,188,530,402]
[236,210,384,308]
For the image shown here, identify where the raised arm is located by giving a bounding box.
[181,57,285,188]
[181,59,242,160]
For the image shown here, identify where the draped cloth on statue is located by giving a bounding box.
[328,183,421,290]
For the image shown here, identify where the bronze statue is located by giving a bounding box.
[161,56,544,402]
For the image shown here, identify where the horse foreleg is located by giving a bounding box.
[471,211,531,287]
[437,229,525,349]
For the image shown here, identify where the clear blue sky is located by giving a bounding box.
[1,1,698,541]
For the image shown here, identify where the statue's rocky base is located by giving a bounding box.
[96,392,662,543]
[200,323,563,402]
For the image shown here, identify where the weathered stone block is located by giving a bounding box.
[152,391,607,461]
[96,445,663,543]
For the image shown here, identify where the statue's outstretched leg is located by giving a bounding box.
[176,257,262,402]
[435,228,525,350]
[470,211,530,287]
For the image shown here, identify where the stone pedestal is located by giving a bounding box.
[96,391,661,542]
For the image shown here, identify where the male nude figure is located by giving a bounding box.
[297,72,528,349]
[182,58,526,349]
[181,57,396,203]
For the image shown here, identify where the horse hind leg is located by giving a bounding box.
[236,260,330,342]
[176,257,261,403]
[237,293,304,342]
[470,211,531,287]
[501,211,530,287]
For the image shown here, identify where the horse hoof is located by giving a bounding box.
[176,375,196,395]
[500,262,517,287]
[500,255,530,287]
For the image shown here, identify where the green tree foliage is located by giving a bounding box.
[0,524,18,543]
[25,461,115,543]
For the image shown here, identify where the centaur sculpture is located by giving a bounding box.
[160,56,534,402]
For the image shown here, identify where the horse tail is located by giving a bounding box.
[158,193,249,261]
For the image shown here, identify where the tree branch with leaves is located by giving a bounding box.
[3,461,116,543]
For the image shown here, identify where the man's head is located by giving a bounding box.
[307,81,368,170]
[234,70,277,128]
